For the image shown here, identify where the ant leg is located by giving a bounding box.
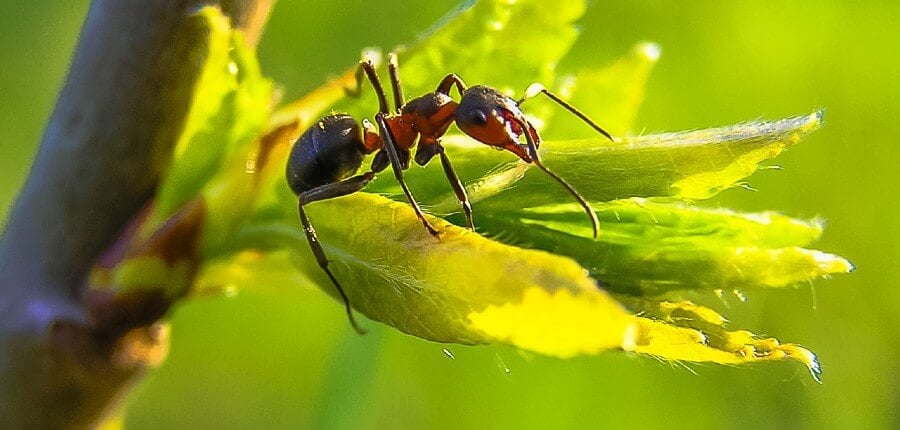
[513,115,601,239]
[387,53,404,111]
[345,58,391,114]
[437,147,474,230]
[375,113,439,237]
[413,144,471,229]
[435,74,467,97]
[298,172,376,334]
[300,172,376,205]
[517,83,613,141]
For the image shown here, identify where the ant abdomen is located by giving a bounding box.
[286,114,368,195]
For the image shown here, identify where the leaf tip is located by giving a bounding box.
[815,251,855,274]
[813,109,825,125]
[797,110,825,136]
[781,344,823,383]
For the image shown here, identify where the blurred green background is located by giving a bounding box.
[2,1,896,428]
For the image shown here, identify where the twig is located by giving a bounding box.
[0,1,273,427]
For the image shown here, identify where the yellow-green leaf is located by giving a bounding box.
[620,299,822,382]
[384,113,823,215]
[216,192,635,354]
[468,287,633,358]
[457,112,824,213]
[472,199,852,295]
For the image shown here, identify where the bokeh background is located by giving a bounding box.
[2,1,896,428]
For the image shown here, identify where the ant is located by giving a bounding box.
[286,53,613,333]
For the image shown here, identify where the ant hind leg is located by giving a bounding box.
[297,172,376,334]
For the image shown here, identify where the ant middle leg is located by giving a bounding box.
[517,83,613,141]
[375,113,439,237]
[297,172,376,334]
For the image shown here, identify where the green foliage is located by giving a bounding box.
[481,198,851,296]
[12,0,898,427]
[151,8,272,228]
[116,0,850,384]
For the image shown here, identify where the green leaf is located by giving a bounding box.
[333,0,585,122]
[205,192,634,355]
[621,299,823,382]
[424,112,824,215]
[472,199,852,295]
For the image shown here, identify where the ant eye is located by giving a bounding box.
[469,109,488,125]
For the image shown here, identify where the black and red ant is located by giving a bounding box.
[286,53,613,333]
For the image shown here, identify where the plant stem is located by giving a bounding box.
[0,1,272,427]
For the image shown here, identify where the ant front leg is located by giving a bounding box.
[512,115,601,239]
[438,149,474,230]
[375,113,440,237]
[518,83,613,141]
[297,172,376,335]
[436,74,467,98]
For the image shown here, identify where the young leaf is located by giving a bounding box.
[429,112,824,213]
[212,192,635,354]
[620,298,823,382]
[470,199,853,295]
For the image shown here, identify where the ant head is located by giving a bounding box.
[455,85,534,162]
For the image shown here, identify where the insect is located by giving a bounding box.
[286,53,613,333]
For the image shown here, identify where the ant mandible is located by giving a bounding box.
[286,53,613,333]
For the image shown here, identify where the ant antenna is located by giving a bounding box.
[349,59,391,114]
[513,116,601,238]
[518,83,613,141]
